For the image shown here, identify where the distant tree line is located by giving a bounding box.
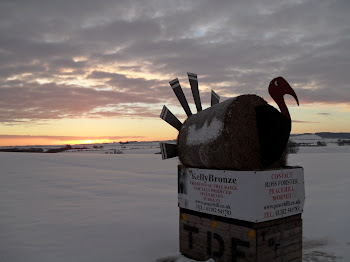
[337,139,350,146]
[46,145,72,153]
[0,145,72,153]
[286,139,328,154]
[316,141,327,146]
[0,147,44,153]
[287,140,299,154]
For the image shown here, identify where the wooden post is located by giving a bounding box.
[179,209,302,262]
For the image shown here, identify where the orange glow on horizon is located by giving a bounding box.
[64,139,114,145]
[0,135,176,147]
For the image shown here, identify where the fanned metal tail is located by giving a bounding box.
[169,78,192,117]
[187,72,202,112]
[211,90,220,106]
[160,142,178,160]
[160,106,182,131]
[159,107,180,159]
[160,73,219,161]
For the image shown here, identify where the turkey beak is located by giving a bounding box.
[278,77,299,106]
[286,85,299,106]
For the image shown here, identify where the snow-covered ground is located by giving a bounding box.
[1,142,349,262]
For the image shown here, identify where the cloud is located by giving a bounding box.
[0,0,349,125]
[87,70,164,92]
[293,120,320,124]
[0,82,164,123]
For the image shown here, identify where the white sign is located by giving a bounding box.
[178,165,305,222]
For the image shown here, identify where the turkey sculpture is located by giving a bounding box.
[160,73,299,171]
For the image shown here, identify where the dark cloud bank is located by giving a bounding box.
[0,0,349,124]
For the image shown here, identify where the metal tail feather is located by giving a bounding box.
[211,90,220,106]
[169,78,192,117]
[160,142,178,160]
[187,72,202,112]
[160,106,182,131]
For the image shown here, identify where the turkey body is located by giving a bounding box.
[177,94,289,170]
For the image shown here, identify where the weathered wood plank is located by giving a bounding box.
[257,241,302,261]
[258,227,302,246]
[252,214,301,229]
[180,208,302,262]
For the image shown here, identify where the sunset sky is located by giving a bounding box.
[1,0,349,146]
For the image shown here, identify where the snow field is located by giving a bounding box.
[0,145,349,262]
[0,153,179,262]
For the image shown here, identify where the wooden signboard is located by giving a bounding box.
[178,165,305,223]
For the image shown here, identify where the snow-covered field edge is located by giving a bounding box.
[1,140,349,262]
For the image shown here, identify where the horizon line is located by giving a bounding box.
[0,131,349,147]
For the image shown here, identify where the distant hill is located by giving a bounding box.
[291,132,350,140]
[315,132,350,139]
[290,133,323,140]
